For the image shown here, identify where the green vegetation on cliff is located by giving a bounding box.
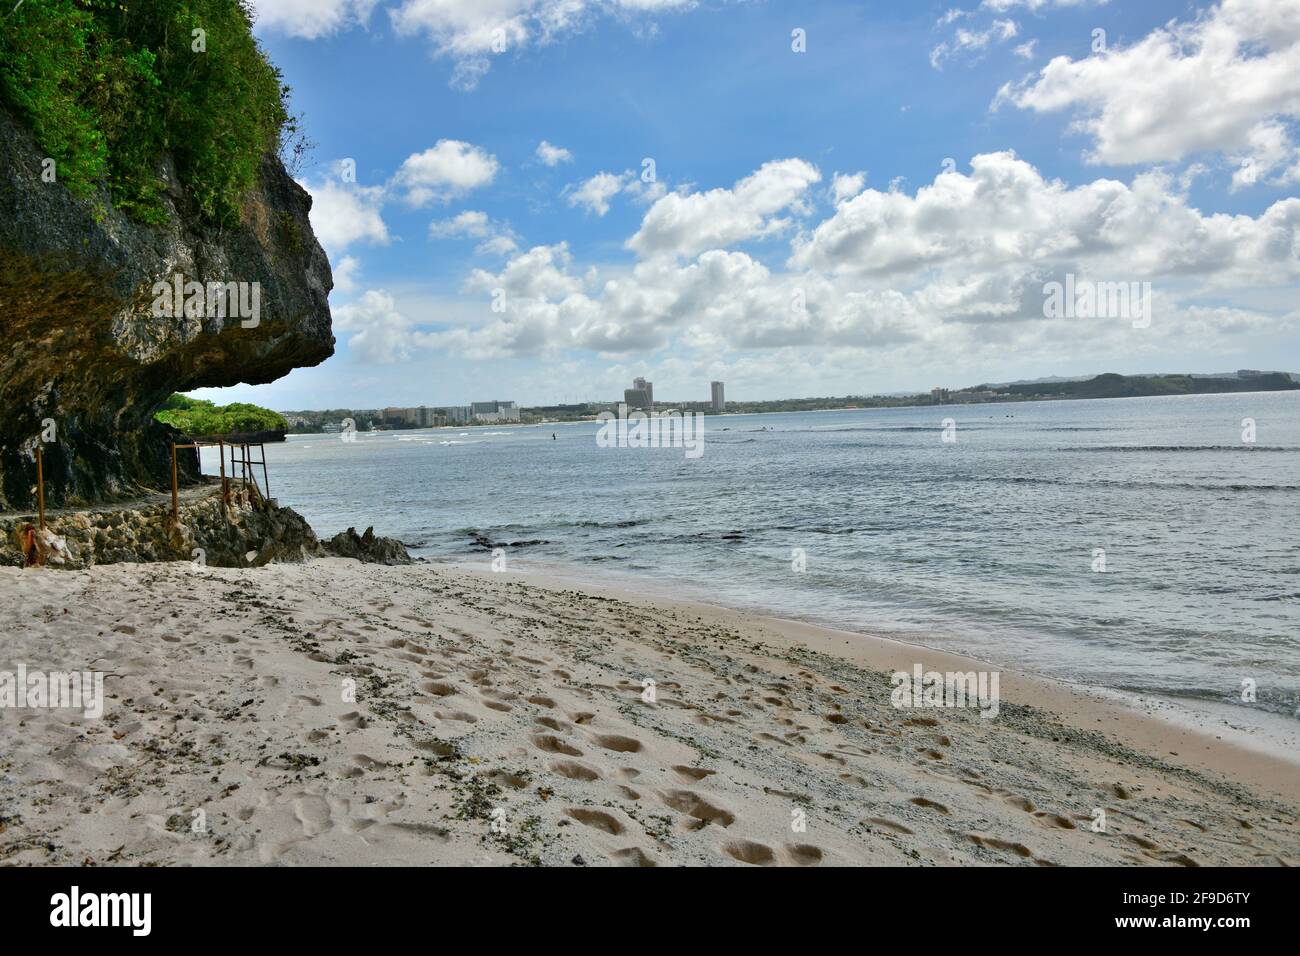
[0,0,299,224]
[155,394,287,437]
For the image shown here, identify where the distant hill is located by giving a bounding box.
[980,372,1299,400]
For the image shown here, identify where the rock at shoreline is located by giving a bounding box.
[323,526,412,565]
[0,486,320,568]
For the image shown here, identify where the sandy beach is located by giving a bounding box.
[0,556,1296,867]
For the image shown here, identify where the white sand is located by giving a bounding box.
[1,558,1295,866]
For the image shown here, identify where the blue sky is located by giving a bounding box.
[198,0,1300,409]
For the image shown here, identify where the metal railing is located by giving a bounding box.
[170,440,270,520]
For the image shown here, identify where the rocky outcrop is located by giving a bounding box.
[322,526,413,565]
[0,485,321,569]
[0,107,334,512]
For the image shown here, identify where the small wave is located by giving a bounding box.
[1065,444,1297,453]
[983,475,1300,493]
[812,425,984,433]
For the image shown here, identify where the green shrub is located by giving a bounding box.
[155,394,288,435]
[0,0,295,225]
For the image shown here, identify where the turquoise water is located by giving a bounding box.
[208,391,1300,714]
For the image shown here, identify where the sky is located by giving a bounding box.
[195,0,1300,410]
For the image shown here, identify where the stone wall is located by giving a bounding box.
[0,485,319,569]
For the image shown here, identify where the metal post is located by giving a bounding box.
[170,442,179,520]
[219,441,228,505]
[35,447,45,531]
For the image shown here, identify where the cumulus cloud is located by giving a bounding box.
[249,0,378,39]
[830,171,868,204]
[300,163,390,259]
[428,210,520,255]
[332,255,363,295]
[536,140,574,166]
[790,151,1300,287]
[333,290,433,364]
[389,0,696,90]
[568,172,628,216]
[421,152,1299,367]
[995,0,1300,183]
[628,159,821,259]
[391,140,501,206]
[566,168,666,216]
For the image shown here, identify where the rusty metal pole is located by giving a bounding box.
[35,447,46,531]
[170,442,179,520]
[219,441,228,505]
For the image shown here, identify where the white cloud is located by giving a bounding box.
[536,140,574,166]
[568,172,628,216]
[428,210,520,255]
[249,0,377,38]
[332,255,363,295]
[391,140,501,207]
[1013,39,1037,60]
[830,171,867,204]
[429,210,492,239]
[300,164,390,259]
[981,0,1105,10]
[566,168,667,216]
[390,0,696,90]
[931,18,1019,69]
[628,158,821,259]
[425,152,1300,366]
[333,289,430,364]
[790,151,1300,288]
[995,0,1300,182]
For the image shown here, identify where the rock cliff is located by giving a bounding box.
[0,107,334,511]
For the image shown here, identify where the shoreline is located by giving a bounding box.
[438,553,1300,784]
[444,558,1300,802]
[2,556,1295,866]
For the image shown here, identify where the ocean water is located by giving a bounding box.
[205,392,1300,714]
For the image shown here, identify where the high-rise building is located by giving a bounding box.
[633,377,653,407]
[710,381,725,412]
[624,388,651,412]
[471,400,521,423]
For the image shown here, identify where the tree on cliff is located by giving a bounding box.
[0,0,303,225]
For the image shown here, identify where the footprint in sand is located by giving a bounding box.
[784,844,824,866]
[610,846,657,867]
[566,808,625,835]
[590,734,643,753]
[864,817,914,835]
[531,734,583,756]
[292,796,332,836]
[660,790,735,828]
[549,760,601,781]
[723,840,775,865]
[910,797,949,814]
[673,766,716,782]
